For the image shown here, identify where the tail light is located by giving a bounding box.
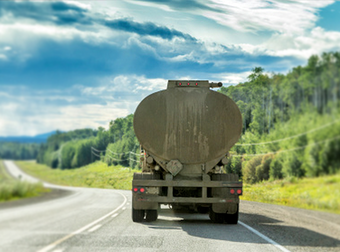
[132,187,146,193]
[230,188,242,195]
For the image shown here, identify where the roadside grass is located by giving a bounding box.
[16,160,136,190]
[0,160,48,202]
[242,174,340,214]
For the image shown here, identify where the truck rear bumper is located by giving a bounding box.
[132,178,242,206]
[133,180,242,187]
[135,195,239,204]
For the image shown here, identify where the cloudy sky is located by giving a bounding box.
[1,0,340,136]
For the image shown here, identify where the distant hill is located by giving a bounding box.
[0,131,58,143]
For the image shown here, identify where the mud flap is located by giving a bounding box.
[133,196,159,210]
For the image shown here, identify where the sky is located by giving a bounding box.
[1,0,340,136]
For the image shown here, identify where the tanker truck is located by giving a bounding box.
[132,80,243,224]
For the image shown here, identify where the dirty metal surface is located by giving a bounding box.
[134,85,242,172]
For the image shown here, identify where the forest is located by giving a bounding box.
[35,117,140,169]
[221,52,340,183]
[7,51,340,183]
[0,142,40,160]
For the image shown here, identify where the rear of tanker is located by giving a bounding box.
[132,80,243,223]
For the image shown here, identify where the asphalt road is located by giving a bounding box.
[1,160,339,252]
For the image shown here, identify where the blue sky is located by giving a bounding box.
[0,0,340,136]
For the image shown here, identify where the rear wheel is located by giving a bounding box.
[209,209,225,223]
[132,208,145,222]
[225,204,239,224]
[145,209,158,222]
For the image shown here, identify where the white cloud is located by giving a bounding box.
[57,102,129,129]
[138,0,334,35]
[0,23,109,45]
[127,0,338,60]
[214,71,252,86]
[80,75,167,97]
[1,0,339,137]
[0,75,169,136]
[264,27,340,59]
[0,101,129,136]
[0,54,7,60]
[64,1,92,10]
[125,0,174,12]
[0,95,129,136]
[133,76,168,91]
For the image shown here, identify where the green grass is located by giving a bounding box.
[242,174,340,214]
[0,160,48,202]
[16,160,136,190]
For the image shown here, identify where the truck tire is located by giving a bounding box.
[224,203,239,224]
[145,210,158,222]
[209,209,225,223]
[132,208,145,222]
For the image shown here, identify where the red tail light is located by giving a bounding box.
[230,189,235,194]
[237,189,242,195]
[133,187,146,193]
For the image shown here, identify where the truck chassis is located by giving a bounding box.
[132,173,242,224]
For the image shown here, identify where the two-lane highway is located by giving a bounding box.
[1,161,339,252]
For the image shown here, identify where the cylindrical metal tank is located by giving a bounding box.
[134,81,242,175]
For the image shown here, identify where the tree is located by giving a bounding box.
[248,67,264,82]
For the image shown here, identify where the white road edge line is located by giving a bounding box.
[51,249,64,252]
[239,221,291,252]
[36,192,127,252]
[111,213,118,218]
[88,224,101,232]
